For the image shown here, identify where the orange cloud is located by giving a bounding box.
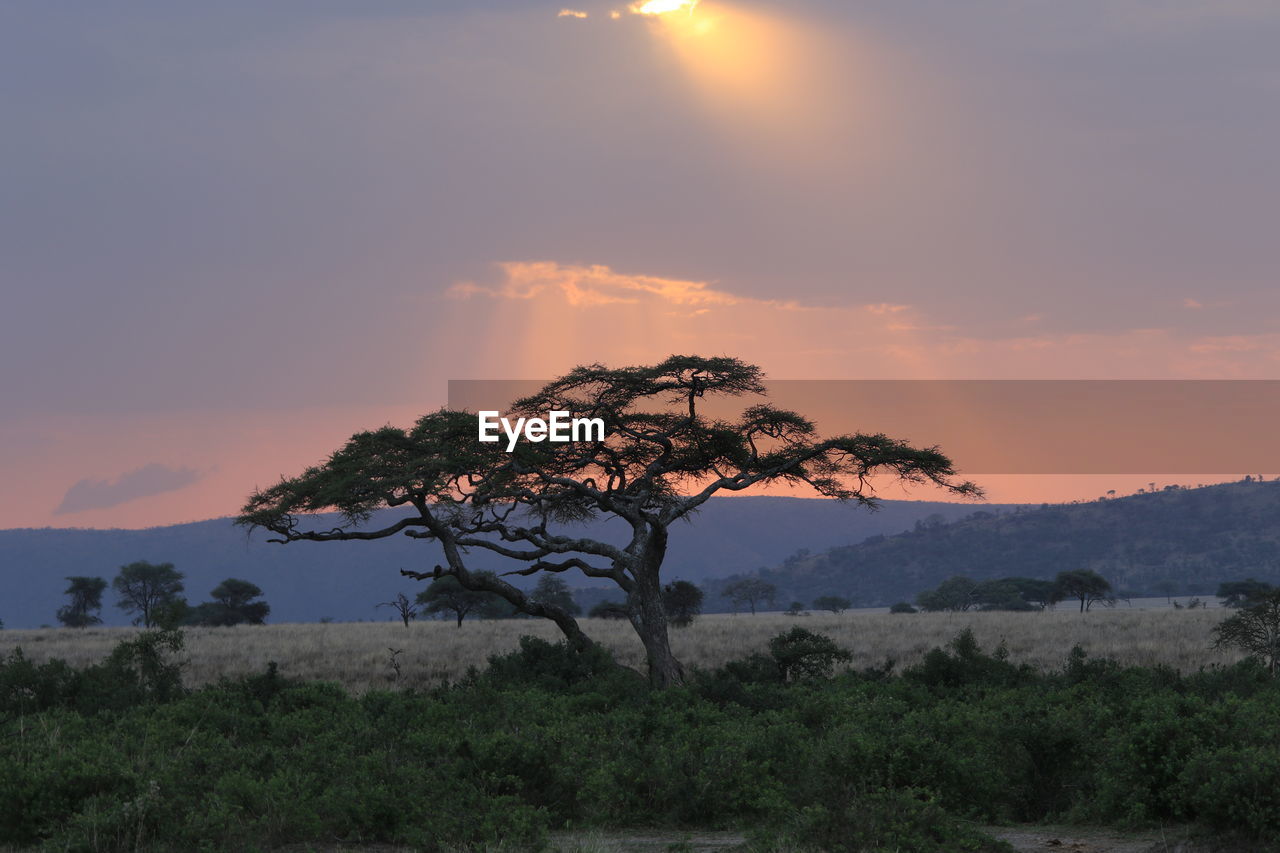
[441,260,1280,382]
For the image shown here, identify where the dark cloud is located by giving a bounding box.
[54,464,203,515]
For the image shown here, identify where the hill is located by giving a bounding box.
[0,496,1001,629]
[718,479,1280,608]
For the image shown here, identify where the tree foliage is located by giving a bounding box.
[813,594,852,614]
[1214,590,1280,675]
[416,573,511,626]
[662,580,704,627]
[112,561,184,628]
[917,576,978,612]
[723,578,778,615]
[1052,569,1114,613]
[531,575,582,616]
[588,600,630,619]
[1218,578,1274,609]
[185,578,271,627]
[56,576,107,628]
[238,355,976,686]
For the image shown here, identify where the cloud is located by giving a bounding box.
[451,261,754,310]
[442,260,1280,381]
[54,463,203,515]
[557,9,588,18]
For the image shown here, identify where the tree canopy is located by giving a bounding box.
[238,355,977,686]
[113,561,184,628]
[185,578,271,627]
[1052,570,1114,613]
[1213,590,1280,675]
[56,576,107,628]
[416,573,511,626]
[662,580,704,627]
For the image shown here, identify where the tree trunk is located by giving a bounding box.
[628,529,686,688]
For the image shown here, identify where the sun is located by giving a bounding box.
[631,0,699,15]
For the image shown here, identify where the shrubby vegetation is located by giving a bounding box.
[3,627,1279,851]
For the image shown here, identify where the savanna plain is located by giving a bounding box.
[2,605,1237,692]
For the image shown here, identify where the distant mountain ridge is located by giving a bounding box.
[718,480,1280,608]
[0,496,1006,629]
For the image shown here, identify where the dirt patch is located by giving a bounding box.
[985,825,1212,853]
[548,830,746,852]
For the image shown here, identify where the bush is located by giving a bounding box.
[907,629,1032,690]
[890,601,918,614]
[481,635,635,692]
[768,627,852,682]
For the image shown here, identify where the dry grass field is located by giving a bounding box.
[1,605,1240,693]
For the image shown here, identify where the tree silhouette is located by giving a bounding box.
[113,561,184,628]
[1214,590,1280,675]
[417,573,510,627]
[1052,569,1114,613]
[813,595,852,614]
[238,355,976,687]
[57,576,107,628]
[531,575,582,616]
[723,578,778,615]
[662,580,704,627]
[378,592,418,627]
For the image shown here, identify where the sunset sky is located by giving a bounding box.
[3,0,1279,528]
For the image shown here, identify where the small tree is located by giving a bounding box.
[113,561,184,628]
[917,576,978,612]
[588,600,630,619]
[1218,579,1274,609]
[662,580,704,627]
[1214,590,1280,675]
[187,579,270,626]
[813,594,852,614]
[417,572,509,627]
[768,627,852,681]
[56,576,107,628]
[531,575,583,616]
[723,578,777,614]
[1052,569,1114,613]
[378,592,418,627]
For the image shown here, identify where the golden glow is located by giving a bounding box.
[631,0,699,16]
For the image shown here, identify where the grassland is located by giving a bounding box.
[1,605,1238,692]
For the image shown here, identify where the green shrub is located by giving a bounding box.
[767,627,852,682]
[482,636,635,692]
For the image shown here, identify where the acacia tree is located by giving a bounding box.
[1214,590,1280,675]
[813,595,852,614]
[1052,569,1114,613]
[378,592,419,627]
[57,576,107,628]
[238,355,976,687]
[723,578,779,615]
[416,573,509,627]
[113,561,184,628]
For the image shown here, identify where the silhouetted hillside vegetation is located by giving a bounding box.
[0,497,1002,629]
[716,480,1280,608]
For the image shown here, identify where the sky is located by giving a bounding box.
[3,0,1279,528]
